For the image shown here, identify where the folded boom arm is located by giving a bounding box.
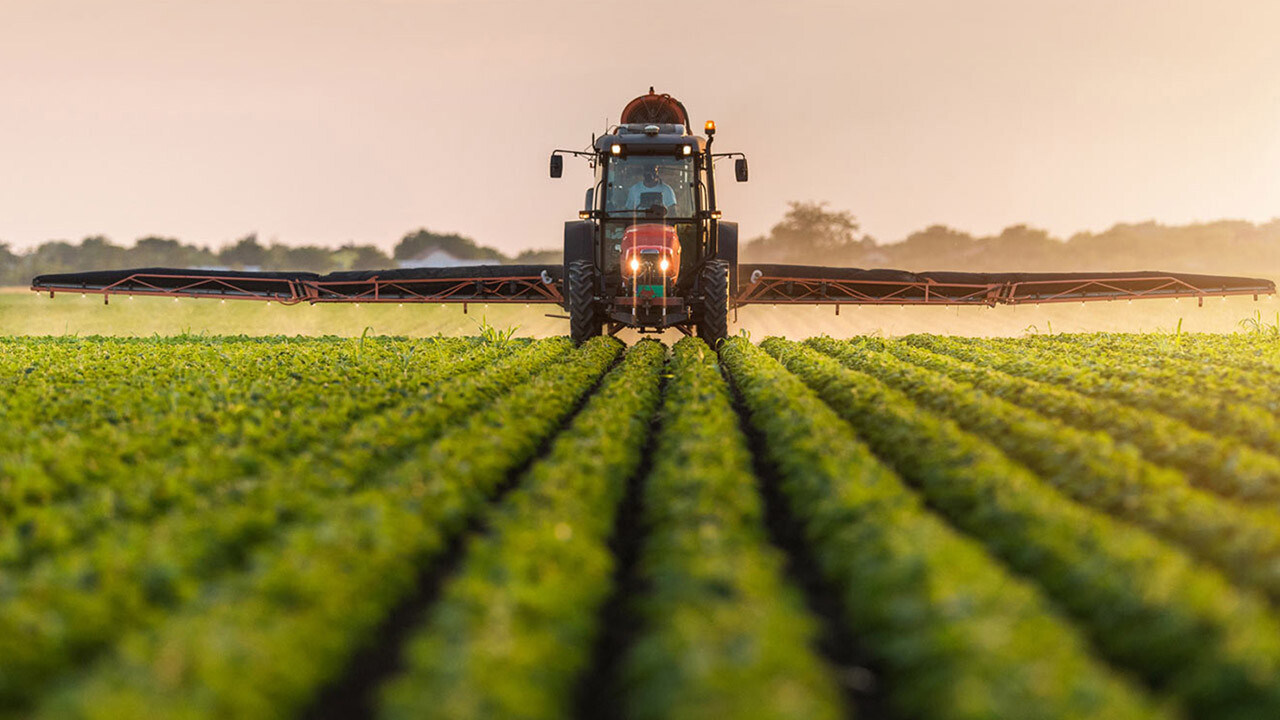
[31,264,1275,309]
[735,265,1276,307]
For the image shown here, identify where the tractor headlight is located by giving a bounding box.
[629,258,640,272]
[659,258,670,271]
[681,145,692,156]
[611,144,622,155]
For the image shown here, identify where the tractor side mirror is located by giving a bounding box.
[550,154,563,178]
[584,188,594,212]
[735,158,749,182]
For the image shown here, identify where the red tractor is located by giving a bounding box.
[550,89,746,343]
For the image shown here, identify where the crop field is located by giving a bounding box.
[6,331,1280,719]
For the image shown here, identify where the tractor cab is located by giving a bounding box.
[596,137,704,298]
[550,89,748,343]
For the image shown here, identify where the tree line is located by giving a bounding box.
[744,202,1280,276]
[5,203,1280,286]
[0,230,559,286]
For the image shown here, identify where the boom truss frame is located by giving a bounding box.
[734,272,1274,308]
[33,271,565,306]
[31,267,1275,309]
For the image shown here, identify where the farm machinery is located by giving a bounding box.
[31,90,1277,341]
[548,89,745,342]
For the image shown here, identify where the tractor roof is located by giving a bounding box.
[594,124,707,155]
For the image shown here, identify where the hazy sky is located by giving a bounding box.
[2,0,1277,255]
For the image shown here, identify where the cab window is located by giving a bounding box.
[604,157,696,218]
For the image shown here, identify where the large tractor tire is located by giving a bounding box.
[696,259,730,345]
[567,259,603,344]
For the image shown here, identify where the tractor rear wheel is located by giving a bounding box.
[567,259,602,344]
[696,259,730,346]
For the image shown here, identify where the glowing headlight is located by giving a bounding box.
[611,144,622,155]
[659,258,670,271]
[629,258,640,272]
[681,145,692,156]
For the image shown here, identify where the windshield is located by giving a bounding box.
[604,157,696,218]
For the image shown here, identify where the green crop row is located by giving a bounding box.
[1195,334,1280,375]
[1,339,515,568]
[864,337,1280,504]
[0,336,455,452]
[985,332,1280,384]
[618,338,844,720]
[7,331,1280,718]
[377,339,666,720]
[0,336,484,514]
[908,335,1280,457]
[812,337,1280,603]
[30,337,624,720]
[1190,334,1280,374]
[988,335,1280,412]
[720,337,1168,720]
[762,337,1280,720]
[0,337,560,582]
[0,337,578,715]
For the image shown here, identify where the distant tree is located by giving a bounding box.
[28,240,80,269]
[744,201,871,263]
[74,236,128,269]
[0,242,20,285]
[984,225,1062,270]
[218,234,268,269]
[511,248,560,264]
[265,244,333,273]
[394,229,505,263]
[331,244,393,271]
[130,236,214,267]
[131,236,182,265]
[898,225,974,256]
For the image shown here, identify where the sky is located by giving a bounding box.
[1,0,1278,255]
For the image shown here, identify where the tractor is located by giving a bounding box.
[550,89,748,344]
